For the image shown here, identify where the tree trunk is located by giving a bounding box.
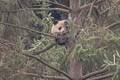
[69,59,83,80]
[69,0,83,80]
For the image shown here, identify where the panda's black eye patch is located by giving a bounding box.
[53,20,58,25]
[58,27,62,30]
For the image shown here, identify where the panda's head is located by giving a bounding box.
[51,20,69,36]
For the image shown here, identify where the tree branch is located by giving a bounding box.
[0,22,55,38]
[79,0,105,12]
[105,21,120,29]
[87,73,113,80]
[0,8,69,13]
[21,72,68,80]
[17,0,24,8]
[32,42,57,55]
[82,68,108,80]
[88,0,97,16]
[100,0,120,15]
[22,53,73,80]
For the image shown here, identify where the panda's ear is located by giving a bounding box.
[53,20,58,25]
[64,20,68,25]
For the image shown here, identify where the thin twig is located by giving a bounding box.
[82,68,108,80]
[87,73,113,80]
[100,2,120,15]
[79,0,105,11]
[21,72,67,80]
[87,0,97,23]
[23,53,73,80]
[105,21,120,29]
[88,0,97,17]
[32,42,57,55]
[0,22,55,38]
[17,0,24,8]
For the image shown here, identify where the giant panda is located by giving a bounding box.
[51,20,69,45]
[51,20,69,36]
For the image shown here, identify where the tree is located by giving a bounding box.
[0,0,120,80]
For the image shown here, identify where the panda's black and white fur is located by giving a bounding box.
[51,20,69,36]
[51,20,69,45]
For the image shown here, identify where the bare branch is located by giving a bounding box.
[23,53,73,80]
[79,0,105,12]
[0,22,55,38]
[17,0,24,8]
[82,68,108,80]
[32,42,57,55]
[87,0,97,17]
[21,72,68,80]
[100,8,109,15]
[100,2,120,15]
[105,21,120,29]
[87,73,113,80]
[0,8,69,13]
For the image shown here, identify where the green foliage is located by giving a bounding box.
[16,36,25,51]
[104,50,120,80]
[67,18,77,38]
[71,25,120,70]
[40,13,54,33]
[72,36,96,61]
[69,21,120,79]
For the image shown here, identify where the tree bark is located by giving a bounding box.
[69,59,83,80]
[69,0,83,80]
